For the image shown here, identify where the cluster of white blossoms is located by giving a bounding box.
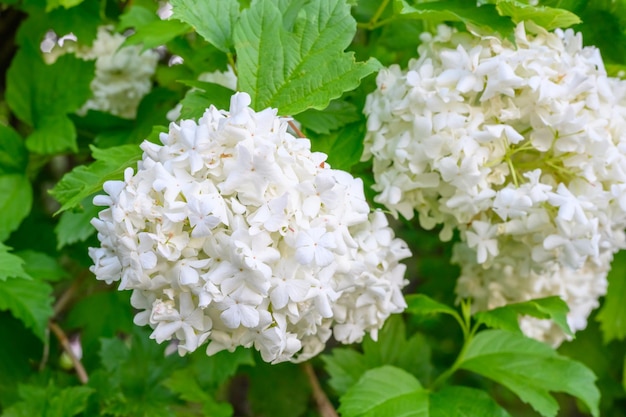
[363,22,626,345]
[89,92,410,363]
[45,26,159,119]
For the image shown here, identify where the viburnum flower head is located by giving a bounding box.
[363,22,626,345]
[89,92,410,363]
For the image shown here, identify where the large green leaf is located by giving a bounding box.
[54,197,100,249]
[323,315,432,395]
[0,174,33,242]
[171,0,239,53]
[474,296,572,337]
[459,330,600,417]
[597,250,626,342]
[492,0,581,30]
[1,383,93,417]
[430,386,512,417]
[16,250,69,282]
[26,115,77,154]
[233,0,381,115]
[49,144,143,214]
[0,125,27,176]
[0,276,53,340]
[0,243,30,281]
[339,365,428,417]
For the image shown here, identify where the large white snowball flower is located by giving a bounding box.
[89,92,410,363]
[44,26,159,119]
[363,22,626,345]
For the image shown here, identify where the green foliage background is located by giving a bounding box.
[0,0,626,416]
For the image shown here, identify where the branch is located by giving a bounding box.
[49,321,89,384]
[302,362,339,417]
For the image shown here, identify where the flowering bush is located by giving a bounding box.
[363,22,626,345]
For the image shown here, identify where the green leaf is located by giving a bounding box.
[309,121,365,171]
[0,276,53,340]
[178,80,235,120]
[597,250,626,342]
[123,19,191,50]
[46,0,85,11]
[494,0,581,30]
[0,125,27,175]
[171,0,239,53]
[393,0,515,37]
[26,115,77,154]
[16,250,68,282]
[405,294,459,318]
[474,296,572,337]
[234,0,381,115]
[296,100,361,135]
[0,243,30,281]
[118,5,159,32]
[430,386,512,417]
[323,315,432,395]
[55,197,100,249]
[459,329,600,417]
[2,383,93,417]
[6,48,94,130]
[339,365,428,417]
[0,174,33,241]
[50,144,143,214]
[164,369,234,417]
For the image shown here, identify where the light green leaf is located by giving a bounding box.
[597,250,626,342]
[393,0,515,36]
[430,386,512,417]
[296,100,361,135]
[405,294,458,318]
[2,383,93,417]
[460,329,599,417]
[234,0,381,115]
[0,276,53,340]
[118,5,159,31]
[178,80,235,120]
[55,197,100,249]
[494,0,581,30]
[50,144,143,214]
[0,243,30,281]
[475,296,572,337]
[0,125,27,175]
[123,19,191,50]
[26,115,77,154]
[339,365,428,417]
[164,369,234,417]
[171,0,239,53]
[46,0,85,11]
[16,250,68,282]
[0,174,33,241]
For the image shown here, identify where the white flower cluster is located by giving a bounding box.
[363,22,626,345]
[90,92,410,363]
[45,27,159,119]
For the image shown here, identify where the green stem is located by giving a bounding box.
[369,0,391,28]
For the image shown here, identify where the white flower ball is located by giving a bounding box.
[363,22,626,344]
[89,92,410,363]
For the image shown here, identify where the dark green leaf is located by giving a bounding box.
[430,386,512,417]
[178,80,235,120]
[339,365,428,417]
[460,329,600,417]
[49,144,143,214]
[475,296,572,337]
[0,125,27,175]
[54,197,100,249]
[164,368,234,417]
[2,383,93,417]
[309,121,365,171]
[297,100,361,135]
[405,294,459,318]
[171,0,239,53]
[0,276,53,340]
[16,250,68,282]
[597,250,626,342]
[0,174,33,242]
[0,243,30,281]
[234,0,381,115]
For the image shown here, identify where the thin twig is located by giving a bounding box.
[288,120,306,139]
[302,362,339,417]
[49,321,89,384]
[53,271,87,317]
